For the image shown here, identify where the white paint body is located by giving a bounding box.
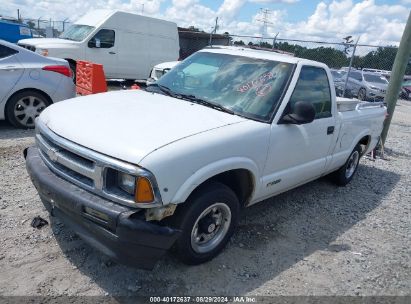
[18,10,179,80]
[38,47,386,208]
[0,40,75,121]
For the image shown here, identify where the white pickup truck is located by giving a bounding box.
[25,46,386,269]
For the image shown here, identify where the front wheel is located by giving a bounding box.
[331,145,361,186]
[169,182,240,265]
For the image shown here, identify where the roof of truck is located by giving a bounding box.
[200,46,326,67]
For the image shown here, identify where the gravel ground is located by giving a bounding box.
[0,100,410,297]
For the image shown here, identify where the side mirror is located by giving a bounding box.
[88,39,95,48]
[88,38,101,48]
[281,101,316,125]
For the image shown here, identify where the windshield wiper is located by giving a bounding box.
[146,83,179,98]
[178,94,234,115]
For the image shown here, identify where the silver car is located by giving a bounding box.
[346,70,388,101]
[0,40,75,128]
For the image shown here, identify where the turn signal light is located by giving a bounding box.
[135,177,154,203]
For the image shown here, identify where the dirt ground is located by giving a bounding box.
[0,100,410,297]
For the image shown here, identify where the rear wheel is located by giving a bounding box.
[6,90,50,128]
[168,182,240,265]
[331,145,361,186]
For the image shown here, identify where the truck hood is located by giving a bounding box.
[18,38,77,47]
[39,90,246,164]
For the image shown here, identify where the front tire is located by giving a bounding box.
[332,145,361,186]
[6,90,50,128]
[169,182,240,265]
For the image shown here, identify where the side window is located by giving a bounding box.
[90,29,115,48]
[0,45,18,59]
[349,72,362,81]
[289,66,332,119]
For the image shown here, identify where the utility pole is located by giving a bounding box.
[272,32,279,50]
[381,12,411,145]
[256,8,273,46]
[209,17,218,46]
[343,35,360,98]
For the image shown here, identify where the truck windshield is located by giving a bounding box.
[155,52,294,122]
[60,24,95,41]
[363,74,388,84]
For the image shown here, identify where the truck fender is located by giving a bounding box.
[170,157,260,204]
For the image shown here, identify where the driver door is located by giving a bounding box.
[86,29,117,78]
[261,65,337,198]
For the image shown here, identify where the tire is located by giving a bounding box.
[169,182,240,265]
[331,145,361,186]
[6,90,50,129]
[358,88,367,101]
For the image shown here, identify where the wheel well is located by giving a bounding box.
[358,135,371,155]
[192,169,254,208]
[65,58,76,66]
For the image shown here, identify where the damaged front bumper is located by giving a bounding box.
[25,146,180,269]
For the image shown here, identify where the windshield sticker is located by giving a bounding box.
[255,84,272,96]
[237,71,276,94]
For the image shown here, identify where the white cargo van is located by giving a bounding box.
[18,10,180,80]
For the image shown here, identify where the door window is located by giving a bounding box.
[90,29,115,48]
[288,66,332,119]
[349,71,362,81]
[0,45,18,59]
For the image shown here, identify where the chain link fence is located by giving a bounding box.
[227,34,410,100]
[21,18,72,37]
[229,35,403,74]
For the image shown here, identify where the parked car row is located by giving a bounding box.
[330,68,389,102]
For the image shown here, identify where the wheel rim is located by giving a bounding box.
[191,202,232,254]
[345,150,360,179]
[14,96,47,127]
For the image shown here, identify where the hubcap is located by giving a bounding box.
[14,96,47,127]
[345,150,359,179]
[191,203,231,254]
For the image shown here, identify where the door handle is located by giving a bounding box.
[327,126,335,135]
[109,51,116,54]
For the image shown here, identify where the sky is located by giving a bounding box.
[2,0,410,46]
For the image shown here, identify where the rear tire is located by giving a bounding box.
[6,90,50,128]
[168,182,240,265]
[331,145,361,186]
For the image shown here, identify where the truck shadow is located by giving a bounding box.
[50,162,400,296]
[0,120,34,140]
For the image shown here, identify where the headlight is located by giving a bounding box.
[370,86,378,90]
[116,171,155,204]
[117,172,136,195]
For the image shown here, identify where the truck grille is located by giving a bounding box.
[18,44,36,52]
[35,121,150,207]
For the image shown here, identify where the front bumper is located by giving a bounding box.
[25,147,180,269]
